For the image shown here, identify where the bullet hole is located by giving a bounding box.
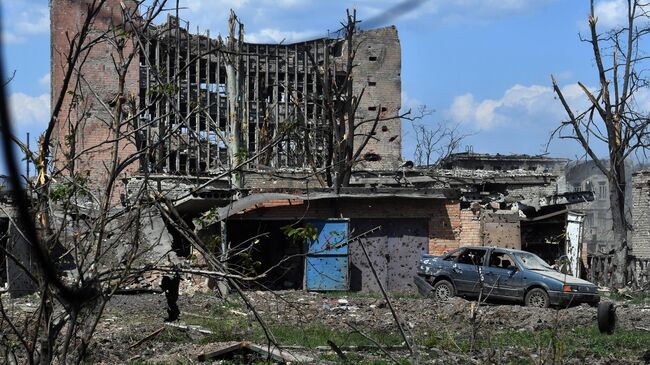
[368,81,377,86]
[363,153,381,162]
[368,106,377,111]
[389,135,398,142]
[381,125,389,132]
[369,56,377,61]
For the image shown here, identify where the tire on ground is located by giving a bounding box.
[432,279,455,302]
[597,301,616,334]
[525,288,550,308]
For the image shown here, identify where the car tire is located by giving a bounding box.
[597,301,616,334]
[525,288,550,308]
[432,280,455,302]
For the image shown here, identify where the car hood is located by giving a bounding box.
[536,270,595,286]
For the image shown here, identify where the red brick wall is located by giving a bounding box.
[459,209,482,245]
[51,0,139,201]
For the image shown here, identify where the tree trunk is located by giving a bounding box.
[608,154,628,288]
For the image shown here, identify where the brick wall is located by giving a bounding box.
[51,0,139,200]
[459,209,482,246]
[631,170,650,258]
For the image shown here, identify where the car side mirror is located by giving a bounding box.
[507,265,518,272]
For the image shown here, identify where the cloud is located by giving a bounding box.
[1,31,25,44]
[447,83,591,130]
[246,28,317,43]
[356,0,555,25]
[0,3,48,45]
[401,91,426,115]
[38,73,50,89]
[9,93,50,128]
[15,6,49,35]
[185,0,250,13]
[594,0,627,28]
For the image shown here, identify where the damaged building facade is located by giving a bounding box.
[41,0,431,294]
[2,0,631,295]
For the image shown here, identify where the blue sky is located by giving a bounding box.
[0,0,638,175]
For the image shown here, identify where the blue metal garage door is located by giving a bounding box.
[304,219,349,291]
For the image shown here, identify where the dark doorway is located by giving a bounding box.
[227,220,305,290]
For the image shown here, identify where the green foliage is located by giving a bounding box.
[281,223,318,246]
[237,251,262,277]
[192,206,220,228]
[50,171,90,202]
[234,148,249,162]
[203,235,221,253]
[147,83,176,99]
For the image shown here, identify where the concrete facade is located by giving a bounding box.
[564,160,635,254]
[631,170,650,259]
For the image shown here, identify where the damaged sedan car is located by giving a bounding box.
[415,246,600,308]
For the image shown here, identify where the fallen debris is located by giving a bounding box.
[164,322,214,335]
[129,327,166,349]
[197,341,313,363]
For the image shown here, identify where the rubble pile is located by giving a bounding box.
[3,290,649,364]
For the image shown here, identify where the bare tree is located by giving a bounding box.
[412,120,465,167]
[551,0,650,287]
[303,10,422,190]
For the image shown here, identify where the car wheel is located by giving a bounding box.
[597,301,616,334]
[525,288,549,308]
[432,280,455,302]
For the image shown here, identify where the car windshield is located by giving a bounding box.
[513,252,554,271]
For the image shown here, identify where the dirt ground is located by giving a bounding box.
[3,290,650,364]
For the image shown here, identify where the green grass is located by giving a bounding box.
[415,325,650,363]
[156,327,191,343]
[421,330,470,353]
[319,352,412,364]
[266,322,403,348]
[475,325,650,359]
[607,291,650,304]
[181,301,403,348]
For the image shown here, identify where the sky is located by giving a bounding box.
[0,0,643,175]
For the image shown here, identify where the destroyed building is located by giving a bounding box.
[418,152,591,272]
[42,0,441,294]
[564,160,635,254]
[0,1,606,295]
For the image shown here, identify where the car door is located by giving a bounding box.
[449,248,487,295]
[482,250,524,300]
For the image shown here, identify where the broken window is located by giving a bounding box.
[443,248,462,261]
[457,248,487,266]
[488,251,516,269]
[598,181,607,200]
